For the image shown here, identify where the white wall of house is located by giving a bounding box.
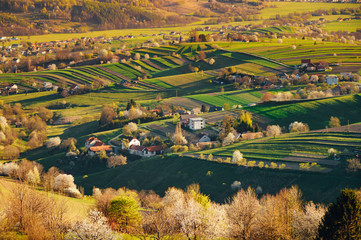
[189,118,205,130]
[199,135,211,142]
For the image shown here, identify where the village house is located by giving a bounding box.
[191,107,201,115]
[129,145,164,157]
[5,83,18,94]
[85,137,112,156]
[189,117,205,131]
[196,133,211,143]
[326,75,338,85]
[121,137,141,149]
[180,114,197,126]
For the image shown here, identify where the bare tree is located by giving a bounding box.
[227,188,260,239]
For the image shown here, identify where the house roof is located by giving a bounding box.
[190,117,204,121]
[130,145,146,151]
[90,145,112,152]
[86,137,98,144]
[146,146,163,152]
[93,141,104,147]
[126,137,138,142]
[196,133,209,139]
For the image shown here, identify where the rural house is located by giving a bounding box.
[189,117,205,130]
[85,137,112,156]
[180,114,197,126]
[122,137,141,149]
[5,83,18,93]
[129,145,164,157]
[196,133,211,143]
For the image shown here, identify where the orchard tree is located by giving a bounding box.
[100,105,117,126]
[108,196,142,233]
[329,116,341,128]
[266,125,282,138]
[262,92,274,102]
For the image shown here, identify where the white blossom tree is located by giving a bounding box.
[232,150,243,163]
[65,210,119,240]
[266,125,282,138]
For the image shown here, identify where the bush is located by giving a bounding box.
[170,145,188,153]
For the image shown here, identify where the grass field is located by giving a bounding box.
[260,2,361,19]
[75,146,361,204]
[246,94,361,130]
[323,19,361,32]
[188,89,262,107]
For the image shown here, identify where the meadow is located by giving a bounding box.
[260,2,361,19]
[246,94,361,130]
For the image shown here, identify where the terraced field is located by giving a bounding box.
[196,130,361,172]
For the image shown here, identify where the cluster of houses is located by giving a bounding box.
[300,59,328,72]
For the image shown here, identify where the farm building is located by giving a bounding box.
[180,114,197,126]
[85,137,112,156]
[5,83,18,93]
[122,137,141,150]
[129,145,164,157]
[189,118,205,131]
[326,75,338,85]
[196,133,211,143]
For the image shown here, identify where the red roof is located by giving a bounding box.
[90,145,112,152]
[146,146,163,152]
[130,145,146,151]
[93,141,104,146]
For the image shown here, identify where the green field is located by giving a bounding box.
[260,2,361,19]
[323,19,361,32]
[75,146,361,204]
[188,89,262,107]
[246,94,361,130]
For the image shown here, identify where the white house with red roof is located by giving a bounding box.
[85,137,112,156]
[121,137,141,149]
[129,145,164,157]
